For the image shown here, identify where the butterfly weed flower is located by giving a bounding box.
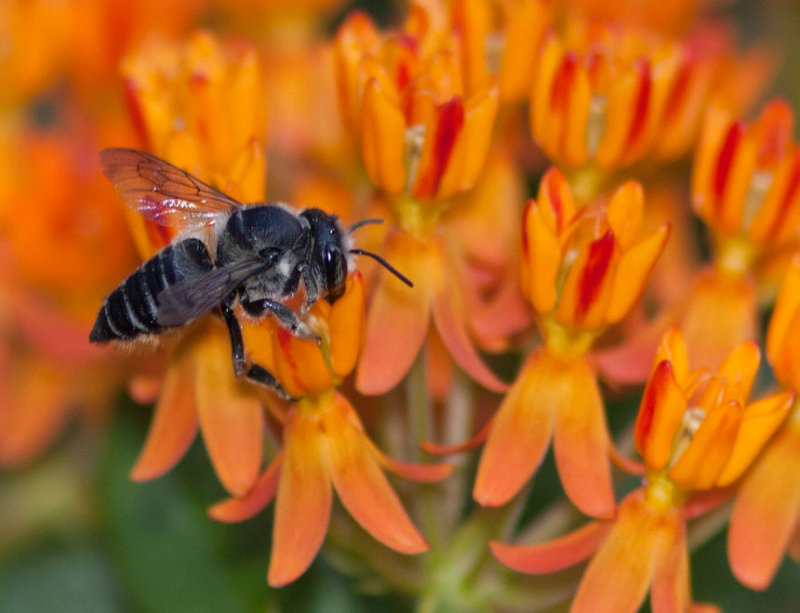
[471,167,669,518]
[208,271,452,586]
[728,253,800,590]
[491,329,794,613]
[334,4,509,395]
[682,99,800,368]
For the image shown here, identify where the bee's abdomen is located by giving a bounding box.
[90,238,213,343]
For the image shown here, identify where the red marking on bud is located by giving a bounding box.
[626,58,652,150]
[663,60,691,123]
[414,97,465,197]
[551,52,578,113]
[713,122,743,204]
[575,230,614,320]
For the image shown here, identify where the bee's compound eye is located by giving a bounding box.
[324,246,346,301]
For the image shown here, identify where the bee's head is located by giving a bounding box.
[300,209,348,303]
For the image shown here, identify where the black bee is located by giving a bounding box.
[90,148,412,399]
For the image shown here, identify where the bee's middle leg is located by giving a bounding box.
[220,302,294,402]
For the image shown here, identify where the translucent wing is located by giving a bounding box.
[99,148,243,229]
[155,258,270,327]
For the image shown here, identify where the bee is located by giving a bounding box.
[90,148,412,400]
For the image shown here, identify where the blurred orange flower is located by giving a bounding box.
[683,99,800,368]
[0,128,138,466]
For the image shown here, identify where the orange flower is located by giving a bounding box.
[530,21,680,172]
[334,4,511,395]
[334,5,499,201]
[491,329,793,613]
[682,99,800,367]
[728,254,800,590]
[206,272,452,586]
[473,168,669,517]
[529,20,770,174]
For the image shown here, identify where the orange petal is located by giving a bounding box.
[557,230,616,330]
[553,357,615,518]
[194,327,264,496]
[651,513,691,613]
[329,271,366,379]
[717,340,760,405]
[606,181,645,249]
[634,360,687,471]
[717,390,794,486]
[729,422,800,590]
[268,409,332,587]
[605,225,670,325]
[420,415,493,455]
[668,401,741,490]
[432,252,508,393]
[523,198,561,314]
[680,267,757,371]
[323,394,428,554]
[356,231,434,395]
[490,521,610,574]
[130,353,199,482]
[369,440,453,483]
[361,77,406,194]
[208,453,282,523]
[571,491,662,613]
[473,349,557,507]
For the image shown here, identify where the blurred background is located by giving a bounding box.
[1,1,800,611]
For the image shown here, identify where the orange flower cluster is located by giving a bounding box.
[4,0,800,610]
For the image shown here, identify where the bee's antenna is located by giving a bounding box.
[349,248,414,287]
[348,218,384,232]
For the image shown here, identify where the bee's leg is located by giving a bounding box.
[242,298,320,343]
[221,301,247,376]
[220,302,294,401]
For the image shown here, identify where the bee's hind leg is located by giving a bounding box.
[220,302,295,402]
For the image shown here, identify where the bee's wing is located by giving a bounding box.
[155,258,269,327]
[99,148,243,229]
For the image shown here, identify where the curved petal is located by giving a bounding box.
[208,453,282,523]
[195,326,264,496]
[130,353,199,481]
[729,424,800,590]
[571,492,661,613]
[367,437,453,482]
[553,357,615,518]
[323,394,428,554]
[268,410,332,587]
[490,520,610,574]
[420,415,493,455]
[717,390,794,486]
[432,243,508,392]
[356,231,434,395]
[473,349,556,507]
